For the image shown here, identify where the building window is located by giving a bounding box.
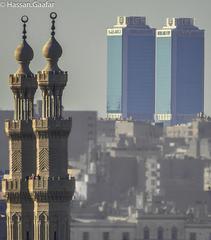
[151,179,156,185]
[103,232,110,240]
[189,232,196,240]
[143,226,150,240]
[54,231,57,240]
[151,163,156,169]
[83,232,89,240]
[157,227,164,240]
[122,232,130,240]
[171,227,178,240]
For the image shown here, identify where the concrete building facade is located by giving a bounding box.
[70,212,211,240]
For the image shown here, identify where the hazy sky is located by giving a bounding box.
[0,0,210,116]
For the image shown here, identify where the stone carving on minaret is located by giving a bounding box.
[2,15,37,240]
[31,12,75,240]
[2,13,75,240]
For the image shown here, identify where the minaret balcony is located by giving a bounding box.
[28,176,75,202]
[9,74,37,89]
[32,118,72,133]
[5,120,33,135]
[2,178,29,195]
[37,70,67,87]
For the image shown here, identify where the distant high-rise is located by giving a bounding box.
[155,18,204,125]
[107,16,155,121]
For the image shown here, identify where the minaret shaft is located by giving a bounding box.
[41,87,63,119]
[3,13,75,240]
[30,12,75,240]
[2,16,37,240]
[32,70,73,240]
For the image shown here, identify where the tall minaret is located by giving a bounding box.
[29,12,75,240]
[2,16,37,240]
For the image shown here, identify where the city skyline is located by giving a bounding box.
[0,0,210,117]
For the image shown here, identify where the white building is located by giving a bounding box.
[70,212,211,240]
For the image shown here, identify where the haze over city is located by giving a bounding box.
[1,1,211,239]
[0,0,210,116]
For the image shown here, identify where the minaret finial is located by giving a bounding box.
[21,15,28,41]
[14,15,33,75]
[50,12,57,37]
[42,12,62,72]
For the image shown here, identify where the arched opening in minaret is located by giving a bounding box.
[54,231,57,240]
[12,214,19,239]
[39,214,47,240]
[26,231,29,240]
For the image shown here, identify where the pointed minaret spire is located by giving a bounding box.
[42,12,62,72]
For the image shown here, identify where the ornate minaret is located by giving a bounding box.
[2,16,37,240]
[29,12,75,240]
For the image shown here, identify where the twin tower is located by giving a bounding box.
[2,13,75,240]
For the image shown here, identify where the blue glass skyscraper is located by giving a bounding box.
[155,18,204,125]
[107,16,126,119]
[107,16,155,121]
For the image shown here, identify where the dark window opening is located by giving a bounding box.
[122,232,130,240]
[171,227,178,240]
[103,232,110,240]
[158,227,164,240]
[144,227,150,240]
[189,232,197,240]
[26,231,29,240]
[83,232,89,240]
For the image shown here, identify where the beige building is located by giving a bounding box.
[204,163,211,191]
[145,156,161,199]
[165,117,211,141]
